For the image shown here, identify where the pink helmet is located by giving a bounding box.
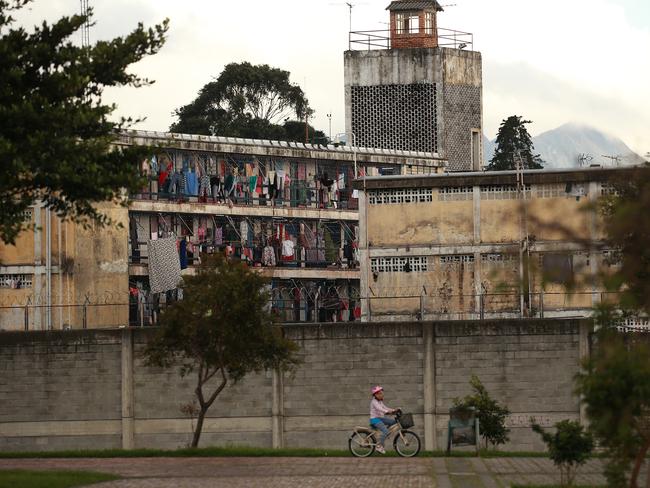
[371,385,383,396]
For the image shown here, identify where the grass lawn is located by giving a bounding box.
[0,469,119,488]
[0,446,551,459]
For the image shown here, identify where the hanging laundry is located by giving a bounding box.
[148,237,182,294]
[214,226,223,246]
[281,239,295,258]
[179,238,188,270]
[263,245,276,266]
[240,221,248,246]
[186,170,198,196]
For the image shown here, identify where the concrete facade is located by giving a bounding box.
[354,167,630,322]
[0,203,129,331]
[344,47,483,171]
[0,319,588,452]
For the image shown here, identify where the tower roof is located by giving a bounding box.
[386,1,444,12]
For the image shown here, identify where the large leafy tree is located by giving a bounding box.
[0,0,168,245]
[576,324,650,488]
[144,254,299,448]
[170,62,327,143]
[486,115,544,171]
[598,166,650,313]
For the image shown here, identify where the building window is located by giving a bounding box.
[480,184,531,200]
[438,186,473,201]
[601,183,620,196]
[371,256,429,273]
[425,12,433,34]
[396,13,405,34]
[481,253,518,267]
[439,255,475,265]
[0,274,33,289]
[367,188,433,205]
[20,209,33,223]
[407,14,419,33]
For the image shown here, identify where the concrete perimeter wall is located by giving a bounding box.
[0,319,590,452]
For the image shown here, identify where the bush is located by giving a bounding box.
[454,375,510,449]
[532,420,594,487]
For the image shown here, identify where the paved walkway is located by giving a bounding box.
[0,456,646,487]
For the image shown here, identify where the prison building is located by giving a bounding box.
[353,167,635,323]
[0,131,445,331]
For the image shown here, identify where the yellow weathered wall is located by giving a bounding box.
[367,200,473,246]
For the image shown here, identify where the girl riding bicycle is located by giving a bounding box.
[369,385,398,454]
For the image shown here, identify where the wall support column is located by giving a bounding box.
[272,368,284,448]
[578,320,591,428]
[121,328,135,449]
[423,323,437,450]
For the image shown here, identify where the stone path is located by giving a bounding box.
[0,456,646,487]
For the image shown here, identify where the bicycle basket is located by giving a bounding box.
[399,413,414,429]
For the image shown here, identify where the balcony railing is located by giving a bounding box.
[349,28,473,51]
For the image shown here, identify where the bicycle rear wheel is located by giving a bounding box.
[349,431,376,457]
[393,430,421,457]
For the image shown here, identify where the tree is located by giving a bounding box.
[170,62,327,143]
[532,420,594,487]
[454,375,510,449]
[486,116,544,171]
[598,166,650,314]
[576,326,650,488]
[0,0,168,245]
[144,254,299,448]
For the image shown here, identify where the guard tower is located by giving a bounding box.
[345,0,483,171]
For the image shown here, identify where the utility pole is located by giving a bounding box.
[80,0,91,48]
[327,113,332,142]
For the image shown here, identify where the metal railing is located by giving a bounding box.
[349,28,473,51]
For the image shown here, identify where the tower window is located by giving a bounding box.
[408,14,419,33]
[425,12,433,34]
[396,12,419,34]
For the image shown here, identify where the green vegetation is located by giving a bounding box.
[486,115,544,171]
[532,420,594,487]
[144,254,299,447]
[170,61,327,143]
[454,375,511,449]
[0,0,168,244]
[0,470,118,488]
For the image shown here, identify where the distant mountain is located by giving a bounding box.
[483,123,644,169]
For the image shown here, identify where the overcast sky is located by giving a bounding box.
[14,0,650,154]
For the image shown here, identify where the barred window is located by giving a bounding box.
[367,188,433,205]
[0,274,33,288]
[535,184,564,198]
[20,209,33,223]
[371,256,429,273]
[481,253,518,267]
[438,186,473,201]
[480,185,531,200]
[617,317,650,332]
[602,250,622,267]
[601,183,620,196]
[439,254,474,265]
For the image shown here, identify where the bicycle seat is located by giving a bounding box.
[354,426,374,434]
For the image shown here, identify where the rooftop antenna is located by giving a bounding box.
[577,153,593,167]
[329,1,368,33]
[80,0,90,48]
[601,154,622,167]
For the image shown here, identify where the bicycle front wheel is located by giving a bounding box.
[349,431,375,457]
[393,430,421,457]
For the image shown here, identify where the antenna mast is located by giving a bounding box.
[80,0,91,48]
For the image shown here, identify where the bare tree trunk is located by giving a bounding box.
[630,442,650,488]
[191,407,207,448]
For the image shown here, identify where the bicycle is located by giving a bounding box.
[348,409,421,457]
